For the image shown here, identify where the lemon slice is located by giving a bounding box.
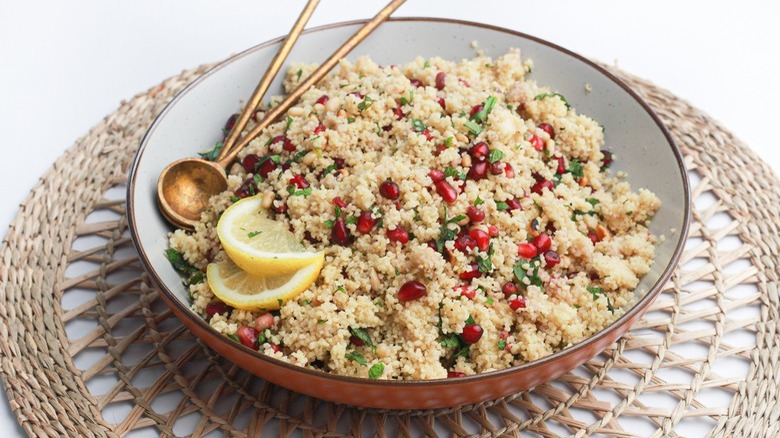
[207,257,322,311]
[217,195,323,276]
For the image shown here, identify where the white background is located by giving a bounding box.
[1,1,778,435]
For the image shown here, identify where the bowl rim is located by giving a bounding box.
[127,17,691,387]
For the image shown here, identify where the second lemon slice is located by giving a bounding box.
[217,195,323,276]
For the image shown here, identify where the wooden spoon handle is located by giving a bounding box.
[216,0,321,163]
[218,0,406,168]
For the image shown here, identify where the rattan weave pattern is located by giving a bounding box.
[0,62,778,437]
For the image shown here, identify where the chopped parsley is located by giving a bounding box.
[470,95,497,124]
[357,96,374,113]
[443,136,454,147]
[488,149,505,164]
[349,327,376,352]
[474,197,484,206]
[568,159,584,179]
[285,115,293,130]
[296,69,303,80]
[227,334,240,343]
[497,339,507,350]
[399,89,414,106]
[496,201,509,211]
[347,117,355,123]
[368,363,384,379]
[345,350,367,366]
[229,196,240,203]
[411,118,427,132]
[586,198,600,207]
[247,230,262,238]
[198,141,224,161]
[423,60,431,68]
[444,166,467,181]
[513,261,544,292]
[440,334,460,348]
[534,92,571,109]
[587,286,615,312]
[164,249,204,286]
[463,119,483,137]
[286,186,312,197]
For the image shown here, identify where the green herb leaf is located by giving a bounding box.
[513,262,527,284]
[474,197,484,206]
[446,214,467,224]
[285,115,293,130]
[534,92,571,109]
[347,117,356,124]
[368,363,385,379]
[586,198,600,207]
[465,315,476,325]
[357,96,374,113]
[349,327,376,352]
[476,255,493,273]
[497,339,507,350]
[471,95,497,123]
[568,159,584,179]
[164,249,204,286]
[443,136,453,147]
[247,230,262,238]
[411,118,426,132]
[322,163,338,176]
[496,201,509,211]
[444,166,467,181]
[296,69,303,80]
[424,60,431,68]
[345,215,358,225]
[436,226,457,253]
[488,149,505,164]
[440,334,460,348]
[290,187,312,197]
[345,350,367,366]
[230,196,240,203]
[399,89,414,106]
[486,297,494,305]
[463,119,483,136]
[227,334,240,343]
[324,219,334,228]
[587,286,615,312]
[293,150,308,162]
[198,141,224,161]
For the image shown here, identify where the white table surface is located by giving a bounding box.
[1,1,778,436]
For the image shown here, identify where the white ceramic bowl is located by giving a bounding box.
[128,18,690,409]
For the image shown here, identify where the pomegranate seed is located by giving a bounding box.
[459,78,471,88]
[237,326,259,350]
[434,143,447,156]
[500,331,509,339]
[467,161,488,180]
[504,163,515,178]
[601,149,614,168]
[490,161,503,175]
[456,285,476,299]
[539,123,555,139]
[333,197,348,208]
[454,234,477,253]
[257,158,278,178]
[459,264,482,280]
[271,135,295,152]
[234,178,258,198]
[242,154,262,173]
[469,104,483,119]
[331,217,351,246]
[273,201,287,215]
[398,280,426,302]
[461,324,483,344]
[517,242,538,259]
[224,113,239,132]
[350,335,365,346]
[315,94,329,106]
[409,78,422,88]
[502,283,518,298]
[435,72,447,90]
[314,123,326,135]
[421,129,433,141]
[348,91,364,99]
[379,180,400,200]
[488,225,499,237]
[255,313,275,331]
[506,197,522,211]
[466,206,485,223]
[544,250,560,268]
[426,240,438,252]
[529,134,544,151]
[205,302,229,318]
[588,232,600,244]
[532,234,552,253]
[289,174,309,189]
[556,156,566,174]
[387,226,409,244]
[394,102,404,120]
[334,158,345,169]
[469,228,490,252]
[437,97,446,109]
[429,169,445,183]
[510,298,526,310]
[469,142,490,161]
[448,371,465,378]
[531,179,554,195]
[435,180,458,203]
[269,344,282,353]
[356,210,377,234]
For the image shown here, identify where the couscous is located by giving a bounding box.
[166,49,660,380]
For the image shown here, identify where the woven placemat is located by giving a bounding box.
[0,60,778,437]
